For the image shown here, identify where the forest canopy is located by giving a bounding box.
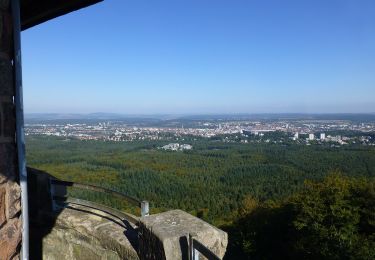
[26,136,375,258]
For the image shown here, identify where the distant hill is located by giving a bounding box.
[25,112,375,123]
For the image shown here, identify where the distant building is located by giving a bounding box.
[320,133,326,140]
[180,144,193,150]
[160,143,192,151]
[309,133,315,140]
[161,143,179,151]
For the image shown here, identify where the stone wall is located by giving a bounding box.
[0,0,22,259]
[138,210,228,260]
[30,204,140,260]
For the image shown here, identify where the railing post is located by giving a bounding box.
[189,233,193,260]
[189,233,199,260]
[48,177,57,212]
[141,200,149,217]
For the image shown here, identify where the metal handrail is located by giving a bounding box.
[189,234,221,260]
[50,179,150,217]
[54,197,140,224]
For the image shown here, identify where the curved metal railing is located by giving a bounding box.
[50,179,150,219]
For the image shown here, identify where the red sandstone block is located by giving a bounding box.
[0,218,21,260]
[7,181,20,219]
[0,186,6,226]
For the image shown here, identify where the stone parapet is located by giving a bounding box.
[30,203,140,260]
[138,210,228,260]
[28,169,228,259]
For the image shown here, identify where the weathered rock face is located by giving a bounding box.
[138,210,228,260]
[31,204,140,260]
[0,1,22,259]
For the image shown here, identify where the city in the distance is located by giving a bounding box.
[25,113,375,147]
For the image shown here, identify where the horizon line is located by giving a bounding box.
[25,112,375,115]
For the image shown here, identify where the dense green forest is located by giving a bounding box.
[226,174,375,259]
[26,135,375,258]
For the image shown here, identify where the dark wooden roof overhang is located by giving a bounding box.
[21,0,103,31]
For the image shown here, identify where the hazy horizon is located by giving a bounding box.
[24,111,375,118]
[23,106,375,115]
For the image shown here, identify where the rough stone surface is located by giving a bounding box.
[0,186,6,225]
[7,181,21,219]
[31,204,140,260]
[0,6,12,56]
[0,58,13,94]
[0,143,16,177]
[0,218,21,260]
[138,210,228,260]
[0,0,10,10]
[1,99,15,137]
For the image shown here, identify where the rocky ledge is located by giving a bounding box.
[31,203,140,260]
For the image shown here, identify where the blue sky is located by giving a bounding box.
[22,0,375,114]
